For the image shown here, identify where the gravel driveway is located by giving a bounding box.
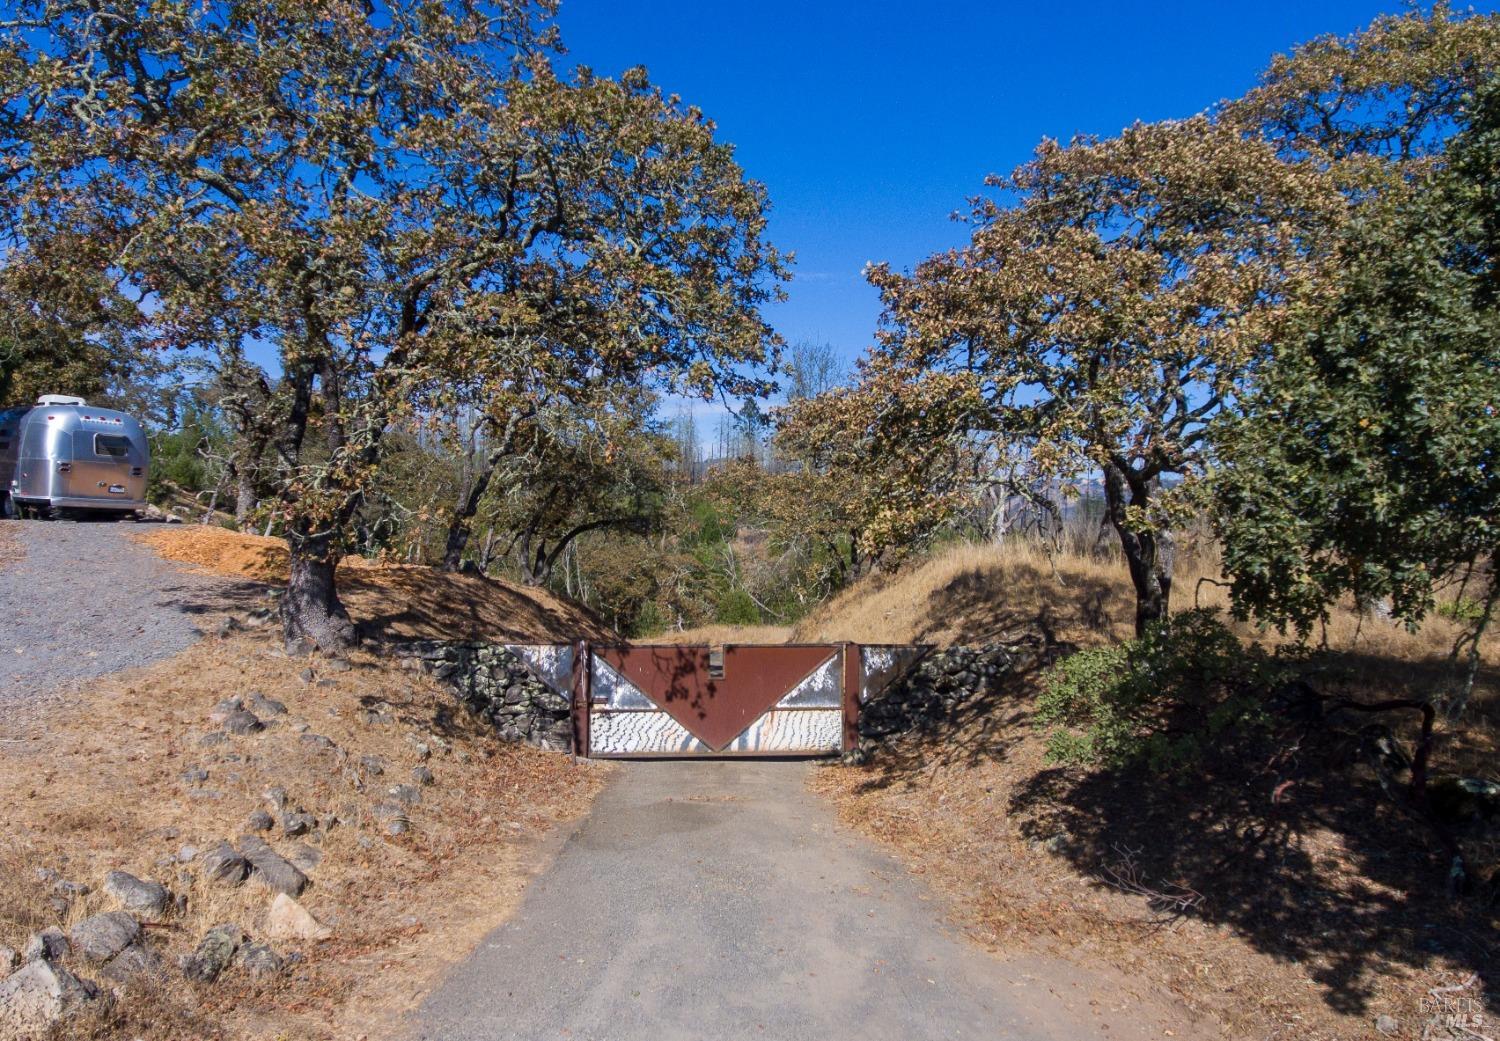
[0,519,261,724]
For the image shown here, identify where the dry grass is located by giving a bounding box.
[636,623,794,645]
[0,536,611,1040]
[785,540,1500,1040]
[790,538,1496,662]
[135,525,615,643]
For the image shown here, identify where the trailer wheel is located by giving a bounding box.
[0,494,14,520]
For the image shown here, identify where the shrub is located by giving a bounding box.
[1036,610,1287,771]
[713,587,760,626]
[1437,597,1487,624]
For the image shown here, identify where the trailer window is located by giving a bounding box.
[94,434,131,458]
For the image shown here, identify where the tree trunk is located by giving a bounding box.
[516,524,548,586]
[520,553,550,587]
[1103,462,1173,637]
[272,344,358,653]
[440,462,487,571]
[233,463,257,528]
[281,532,357,652]
[441,411,529,572]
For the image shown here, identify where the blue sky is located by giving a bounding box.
[556,0,1498,388]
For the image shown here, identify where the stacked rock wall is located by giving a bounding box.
[852,639,1042,760]
[402,642,574,751]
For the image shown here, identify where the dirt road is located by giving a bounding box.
[414,760,1170,1041]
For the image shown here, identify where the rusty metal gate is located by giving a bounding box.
[476,643,928,757]
[579,643,928,757]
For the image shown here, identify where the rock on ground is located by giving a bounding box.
[21,928,68,964]
[287,843,322,872]
[223,709,264,735]
[265,893,331,942]
[199,841,249,885]
[183,925,243,984]
[238,835,309,896]
[0,959,98,1036]
[69,911,141,963]
[281,810,317,837]
[248,692,286,716]
[100,943,158,983]
[235,942,285,980]
[103,870,170,918]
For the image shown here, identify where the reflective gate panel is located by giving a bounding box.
[587,645,843,757]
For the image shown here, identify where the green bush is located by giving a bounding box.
[1437,597,1487,624]
[146,404,229,502]
[713,587,760,626]
[1036,610,1286,772]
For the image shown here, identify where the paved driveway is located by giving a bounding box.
[414,760,1147,1041]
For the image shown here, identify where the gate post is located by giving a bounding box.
[570,640,591,759]
[840,642,861,754]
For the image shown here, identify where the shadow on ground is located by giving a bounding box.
[849,564,1500,1021]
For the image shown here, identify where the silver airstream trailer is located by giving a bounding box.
[0,395,150,519]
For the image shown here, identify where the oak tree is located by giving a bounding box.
[3,0,784,649]
[1213,78,1500,718]
[866,118,1339,634]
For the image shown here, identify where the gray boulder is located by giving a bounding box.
[100,943,158,983]
[199,841,249,886]
[235,942,284,980]
[237,835,309,897]
[388,784,422,806]
[103,870,170,919]
[281,811,317,837]
[21,928,69,964]
[223,710,264,735]
[69,912,140,963]
[182,924,243,984]
[245,809,275,832]
[0,959,98,1035]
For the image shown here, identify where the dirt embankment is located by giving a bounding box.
[134,525,614,644]
[1,526,612,1040]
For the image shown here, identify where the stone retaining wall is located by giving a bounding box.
[850,639,1043,761]
[401,641,573,752]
